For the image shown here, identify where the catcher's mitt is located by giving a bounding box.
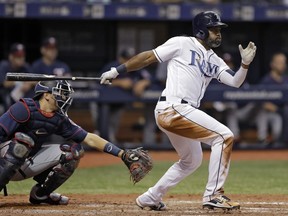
[121,147,153,184]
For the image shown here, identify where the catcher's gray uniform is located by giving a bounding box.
[0,81,85,205]
[0,142,64,181]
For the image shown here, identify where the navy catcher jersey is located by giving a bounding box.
[0,98,87,155]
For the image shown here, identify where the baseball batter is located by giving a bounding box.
[0,80,152,205]
[100,11,256,210]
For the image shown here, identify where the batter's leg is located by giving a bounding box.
[172,107,238,209]
[136,128,203,210]
[173,108,234,202]
[155,104,237,209]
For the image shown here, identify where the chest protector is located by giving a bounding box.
[9,98,65,148]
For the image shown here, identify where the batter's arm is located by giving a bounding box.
[123,50,158,72]
[100,51,158,84]
[82,132,124,157]
[218,64,249,88]
[218,41,256,88]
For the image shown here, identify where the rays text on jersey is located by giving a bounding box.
[189,50,219,77]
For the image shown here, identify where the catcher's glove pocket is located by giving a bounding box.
[122,147,153,184]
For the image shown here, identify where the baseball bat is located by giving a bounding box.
[6,72,103,81]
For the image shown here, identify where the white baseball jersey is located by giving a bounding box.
[153,36,229,108]
[137,36,237,207]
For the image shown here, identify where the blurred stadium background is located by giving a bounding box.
[1,0,288,150]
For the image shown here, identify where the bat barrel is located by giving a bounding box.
[6,73,102,81]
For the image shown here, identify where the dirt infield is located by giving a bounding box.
[1,194,288,216]
[1,150,288,216]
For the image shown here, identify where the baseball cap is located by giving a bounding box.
[42,37,57,48]
[10,43,25,57]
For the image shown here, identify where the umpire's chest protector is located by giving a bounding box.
[9,98,65,144]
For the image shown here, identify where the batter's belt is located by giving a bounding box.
[159,96,189,104]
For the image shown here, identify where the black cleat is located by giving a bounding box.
[29,184,69,205]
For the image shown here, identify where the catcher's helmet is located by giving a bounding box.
[34,80,74,115]
[193,11,228,40]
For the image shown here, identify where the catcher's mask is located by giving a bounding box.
[34,80,74,115]
[192,11,228,40]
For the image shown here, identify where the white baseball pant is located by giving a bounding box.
[138,101,234,205]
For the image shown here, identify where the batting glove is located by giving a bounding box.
[100,67,119,84]
[239,41,257,66]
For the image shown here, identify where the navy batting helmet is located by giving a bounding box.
[193,11,228,40]
[34,80,74,115]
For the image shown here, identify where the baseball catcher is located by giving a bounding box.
[0,80,153,205]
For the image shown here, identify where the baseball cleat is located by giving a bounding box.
[202,195,240,210]
[136,197,167,211]
[29,184,69,205]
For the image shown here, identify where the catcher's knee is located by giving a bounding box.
[8,132,35,161]
[59,143,84,172]
[32,143,84,196]
[0,132,34,190]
